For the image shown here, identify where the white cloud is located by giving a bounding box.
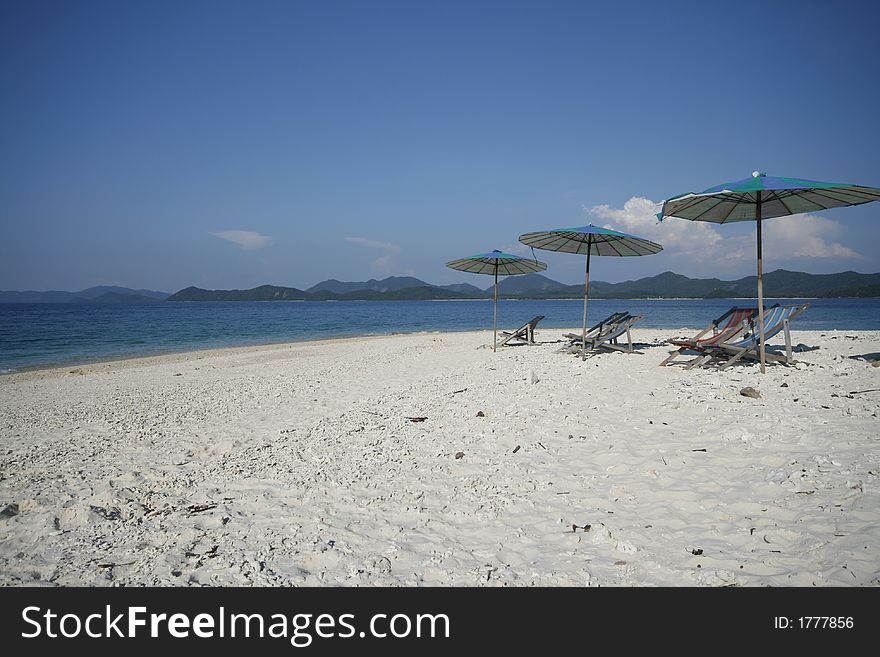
[211,230,273,251]
[586,197,860,267]
[344,236,401,253]
[763,215,859,259]
[371,255,394,273]
[345,236,401,274]
[587,197,722,261]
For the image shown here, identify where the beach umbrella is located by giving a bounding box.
[446,250,547,352]
[660,171,880,372]
[518,225,663,360]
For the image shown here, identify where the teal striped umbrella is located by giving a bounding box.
[518,225,662,359]
[446,250,547,352]
[660,172,880,371]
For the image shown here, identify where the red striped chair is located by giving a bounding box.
[660,306,760,368]
[697,304,810,370]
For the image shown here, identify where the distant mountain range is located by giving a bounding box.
[306,276,485,297]
[165,270,880,301]
[0,286,169,303]
[4,270,879,303]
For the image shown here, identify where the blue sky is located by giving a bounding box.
[2,0,879,293]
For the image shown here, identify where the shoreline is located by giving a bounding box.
[3,323,876,377]
[0,329,459,379]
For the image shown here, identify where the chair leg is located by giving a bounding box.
[602,342,628,353]
[784,319,791,362]
[625,325,633,353]
[685,353,711,370]
[718,347,751,371]
[660,349,681,366]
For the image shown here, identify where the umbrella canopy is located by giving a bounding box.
[660,172,880,371]
[519,225,662,359]
[446,250,549,276]
[662,173,880,223]
[446,250,547,352]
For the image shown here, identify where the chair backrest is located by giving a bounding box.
[701,307,760,346]
[589,312,628,334]
[599,314,642,343]
[511,315,544,333]
[728,304,808,348]
[500,315,546,346]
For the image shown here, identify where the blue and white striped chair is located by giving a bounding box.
[698,304,810,370]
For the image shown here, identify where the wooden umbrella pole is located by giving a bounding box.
[756,191,766,373]
[581,240,592,361]
[493,269,498,353]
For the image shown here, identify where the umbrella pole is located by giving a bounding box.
[493,269,498,353]
[756,192,766,374]
[581,243,592,361]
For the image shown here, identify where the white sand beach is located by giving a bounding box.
[1,328,878,587]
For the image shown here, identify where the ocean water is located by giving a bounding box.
[1,298,878,373]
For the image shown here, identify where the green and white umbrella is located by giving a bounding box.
[660,172,880,372]
[446,250,547,352]
[518,225,662,359]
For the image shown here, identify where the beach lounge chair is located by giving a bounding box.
[562,313,643,356]
[499,315,545,347]
[562,312,628,345]
[659,306,760,368]
[592,313,643,354]
[694,304,810,370]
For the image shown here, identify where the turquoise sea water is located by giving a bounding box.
[1,298,878,373]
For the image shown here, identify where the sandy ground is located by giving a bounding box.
[1,328,878,587]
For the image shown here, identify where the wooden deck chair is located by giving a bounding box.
[563,313,643,356]
[499,315,545,347]
[591,313,643,354]
[659,306,760,368]
[562,312,628,345]
[697,304,810,370]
